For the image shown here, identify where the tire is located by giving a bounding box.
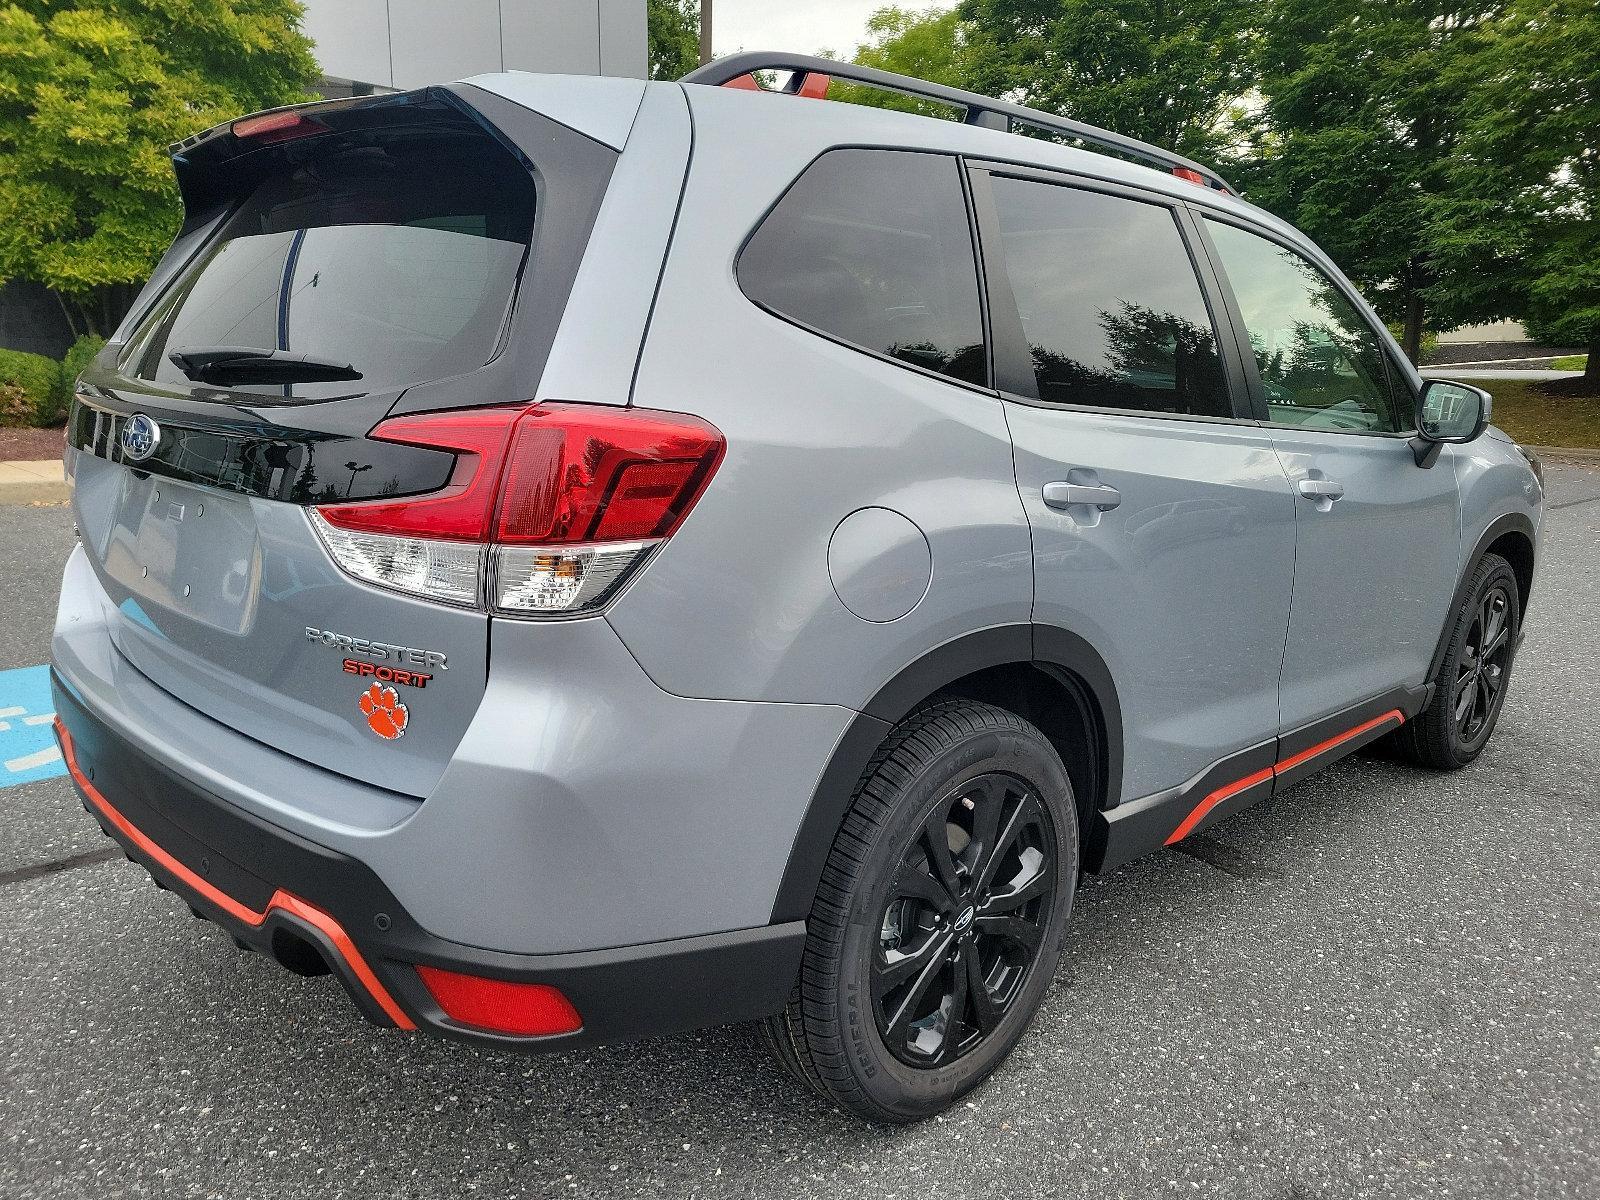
[1394,552,1521,770]
[763,699,1079,1123]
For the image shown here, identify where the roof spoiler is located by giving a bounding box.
[682,51,1237,197]
[165,89,488,217]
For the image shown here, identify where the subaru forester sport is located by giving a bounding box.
[52,54,1543,1122]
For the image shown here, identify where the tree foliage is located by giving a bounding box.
[0,0,317,336]
[956,0,1258,161]
[648,0,700,81]
[1244,0,1504,362]
[826,7,979,117]
[1427,0,1600,377]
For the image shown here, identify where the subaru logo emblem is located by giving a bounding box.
[120,414,160,463]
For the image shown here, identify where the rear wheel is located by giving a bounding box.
[764,700,1078,1122]
[1395,552,1520,770]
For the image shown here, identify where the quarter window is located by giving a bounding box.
[988,176,1232,418]
[1205,220,1406,434]
[738,149,987,387]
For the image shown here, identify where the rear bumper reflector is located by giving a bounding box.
[416,965,583,1037]
[55,717,417,1031]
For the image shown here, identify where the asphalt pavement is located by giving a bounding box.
[2,464,1597,1199]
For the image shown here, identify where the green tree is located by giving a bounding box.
[956,0,1259,161]
[824,7,979,117]
[1427,0,1600,386]
[1247,0,1502,363]
[648,0,700,80]
[0,1,316,338]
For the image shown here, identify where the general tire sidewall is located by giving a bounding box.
[835,726,1078,1115]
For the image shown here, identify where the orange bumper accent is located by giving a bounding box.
[55,718,416,1031]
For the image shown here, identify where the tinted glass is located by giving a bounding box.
[120,127,536,401]
[1206,220,1405,434]
[739,149,986,387]
[989,177,1231,417]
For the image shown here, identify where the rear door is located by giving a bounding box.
[66,87,620,797]
[1196,215,1460,734]
[970,167,1297,802]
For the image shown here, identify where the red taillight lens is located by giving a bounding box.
[416,965,582,1037]
[232,110,329,145]
[492,404,724,545]
[1172,167,1208,187]
[318,402,724,545]
[311,402,725,616]
[317,405,523,541]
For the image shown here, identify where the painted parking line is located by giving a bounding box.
[0,665,65,788]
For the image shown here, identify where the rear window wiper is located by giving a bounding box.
[168,346,363,385]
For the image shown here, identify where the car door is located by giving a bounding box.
[969,166,1297,804]
[1197,215,1461,739]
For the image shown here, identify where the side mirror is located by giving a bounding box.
[1411,379,1491,467]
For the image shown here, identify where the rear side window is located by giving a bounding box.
[738,149,987,388]
[988,176,1232,419]
[120,124,537,401]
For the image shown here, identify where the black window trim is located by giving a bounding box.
[733,144,1000,400]
[1188,207,1421,440]
[965,158,1261,427]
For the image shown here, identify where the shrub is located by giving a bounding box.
[59,335,107,406]
[0,382,32,426]
[0,348,62,428]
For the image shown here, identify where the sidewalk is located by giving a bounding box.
[0,460,69,505]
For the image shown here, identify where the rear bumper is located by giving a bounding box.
[53,676,804,1049]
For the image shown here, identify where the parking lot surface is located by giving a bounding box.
[2,462,1597,1199]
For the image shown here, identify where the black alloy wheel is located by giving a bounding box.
[872,772,1057,1067]
[1391,551,1521,770]
[1454,582,1513,745]
[760,699,1078,1123]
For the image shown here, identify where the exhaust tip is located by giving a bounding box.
[271,927,332,977]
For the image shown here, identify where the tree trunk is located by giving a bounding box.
[1401,293,1426,365]
[1587,332,1600,384]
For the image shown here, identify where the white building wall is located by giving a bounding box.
[301,0,648,90]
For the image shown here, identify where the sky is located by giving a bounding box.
[712,1,939,58]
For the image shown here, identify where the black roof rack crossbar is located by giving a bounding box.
[681,51,1236,196]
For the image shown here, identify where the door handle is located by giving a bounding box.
[1297,478,1345,501]
[1043,482,1122,511]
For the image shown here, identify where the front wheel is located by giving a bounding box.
[764,700,1078,1123]
[1396,552,1521,770]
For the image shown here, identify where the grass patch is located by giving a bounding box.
[1481,378,1600,449]
[1551,354,1588,371]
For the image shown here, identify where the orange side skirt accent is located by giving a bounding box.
[1165,709,1405,847]
[56,718,417,1031]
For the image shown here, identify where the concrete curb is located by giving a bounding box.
[0,460,70,506]
[1530,445,1600,463]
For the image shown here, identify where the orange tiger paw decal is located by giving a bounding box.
[359,683,408,740]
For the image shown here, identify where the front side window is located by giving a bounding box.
[1205,220,1406,434]
[988,176,1232,418]
[738,149,987,387]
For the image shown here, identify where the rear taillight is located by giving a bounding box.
[312,402,724,617]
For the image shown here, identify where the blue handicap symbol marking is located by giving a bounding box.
[0,665,66,788]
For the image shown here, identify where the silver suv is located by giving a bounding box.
[52,54,1543,1122]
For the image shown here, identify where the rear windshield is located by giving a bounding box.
[120,125,536,401]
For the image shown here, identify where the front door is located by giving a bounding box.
[1200,217,1461,735]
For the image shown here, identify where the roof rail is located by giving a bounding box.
[680,51,1236,197]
